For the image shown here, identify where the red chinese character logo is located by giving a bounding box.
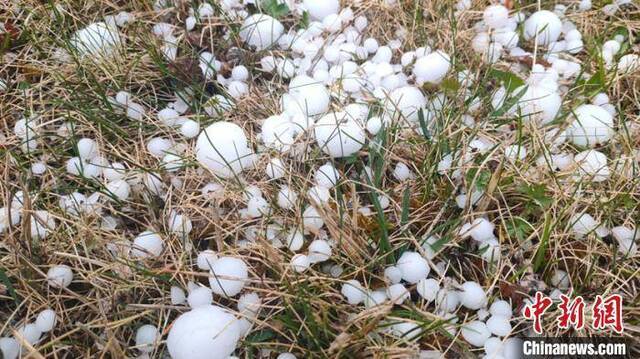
[557,294,585,330]
[592,294,623,333]
[523,291,553,334]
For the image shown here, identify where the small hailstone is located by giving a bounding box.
[592,93,610,106]
[551,269,570,289]
[341,280,365,304]
[387,86,426,122]
[238,292,262,319]
[421,235,440,260]
[47,265,73,288]
[483,5,509,29]
[308,185,330,205]
[143,172,166,196]
[290,254,310,273]
[364,290,388,308]
[196,122,254,178]
[579,0,592,11]
[231,66,249,81]
[277,186,298,209]
[392,162,413,181]
[35,309,57,332]
[489,300,512,318]
[504,145,527,162]
[126,102,146,120]
[436,288,461,312]
[31,162,47,175]
[314,111,365,158]
[180,120,200,138]
[168,211,192,236]
[413,50,450,84]
[363,38,379,54]
[30,210,56,239]
[568,104,614,147]
[77,138,99,160]
[283,229,305,252]
[208,256,248,297]
[166,305,241,359]
[188,287,213,308]
[17,323,41,345]
[277,353,296,359]
[308,239,332,263]
[524,10,562,46]
[617,54,640,74]
[574,150,610,182]
[135,325,159,353]
[303,0,340,21]
[486,315,512,336]
[266,158,286,179]
[416,278,439,302]
[302,206,324,233]
[71,22,121,58]
[185,16,196,31]
[455,190,483,209]
[197,250,218,271]
[611,226,638,256]
[240,14,284,50]
[366,116,383,135]
[384,266,403,284]
[106,179,130,201]
[459,281,487,310]
[459,218,496,242]
[147,137,172,158]
[480,239,501,263]
[314,163,339,188]
[0,337,19,359]
[171,286,187,305]
[461,320,491,347]
[198,3,214,17]
[396,251,430,284]
[131,231,164,258]
[387,284,410,304]
[103,162,126,181]
[602,3,618,16]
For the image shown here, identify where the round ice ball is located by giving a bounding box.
[303,0,340,21]
[239,14,284,50]
[524,10,562,46]
[208,256,248,297]
[314,112,365,158]
[567,104,614,147]
[71,22,121,58]
[196,122,253,178]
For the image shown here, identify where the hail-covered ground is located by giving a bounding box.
[1,0,639,358]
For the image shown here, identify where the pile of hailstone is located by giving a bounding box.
[0,309,57,359]
[3,0,639,357]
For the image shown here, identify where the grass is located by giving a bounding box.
[1,0,640,358]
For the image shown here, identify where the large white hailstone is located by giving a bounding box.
[568,104,614,147]
[486,315,512,337]
[483,5,509,29]
[314,163,340,188]
[77,138,99,160]
[238,292,262,321]
[143,172,166,196]
[0,337,19,359]
[459,218,496,242]
[551,269,570,289]
[303,0,340,20]
[188,287,213,308]
[436,288,461,312]
[171,286,187,305]
[387,86,426,122]
[167,305,241,359]
[277,353,297,359]
[611,226,639,256]
[396,251,430,284]
[287,75,330,117]
[461,321,491,347]
[503,80,561,125]
[384,266,402,284]
[574,150,610,182]
[283,229,304,252]
[308,239,332,263]
[341,280,365,305]
[523,10,562,46]
[260,114,295,151]
[30,210,56,240]
[0,206,20,232]
[195,122,253,178]
[180,120,200,138]
[392,162,413,181]
[314,111,365,158]
[617,54,640,73]
[106,179,130,201]
[47,265,73,288]
[484,337,503,356]
[303,206,324,233]
[208,256,248,297]
[413,50,450,85]
[35,309,57,332]
[239,14,284,50]
[416,278,439,302]
[489,300,512,318]
[71,22,121,58]
[131,231,164,258]
[290,254,310,273]
[147,137,172,158]
[459,281,488,310]
[386,283,410,305]
[307,185,330,205]
[197,250,218,271]
[135,324,159,353]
